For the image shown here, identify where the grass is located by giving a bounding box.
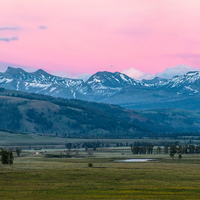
[1,149,200,199]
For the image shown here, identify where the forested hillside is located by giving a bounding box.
[0,88,200,137]
[0,88,149,138]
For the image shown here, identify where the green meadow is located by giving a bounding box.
[1,148,200,199]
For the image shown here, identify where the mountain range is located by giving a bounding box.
[1,66,200,111]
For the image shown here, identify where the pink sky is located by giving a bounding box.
[0,0,200,79]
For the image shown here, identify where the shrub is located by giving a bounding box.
[88,163,93,167]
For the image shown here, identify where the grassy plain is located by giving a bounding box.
[1,148,200,199]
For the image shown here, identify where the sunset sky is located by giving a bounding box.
[0,0,200,79]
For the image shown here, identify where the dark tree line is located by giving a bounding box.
[0,148,14,164]
[0,102,22,130]
[65,142,108,149]
[170,144,200,156]
[130,144,200,157]
[182,145,200,154]
[131,145,154,154]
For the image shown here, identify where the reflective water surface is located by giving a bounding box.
[115,159,153,162]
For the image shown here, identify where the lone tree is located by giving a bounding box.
[157,146,161,154]
[16,147,22,157]
[177,145,183,159]
[170,145,177,159]
[65,142,72,149]
[0,148,14,164]
[164,145,169,154]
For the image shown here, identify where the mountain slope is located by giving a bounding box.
[0,88,200,136]
[0,88,150,138]
[76,71,140,100]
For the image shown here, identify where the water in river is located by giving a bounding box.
[115,159,153,162]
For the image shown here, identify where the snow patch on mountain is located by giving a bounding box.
[49,87,57,93]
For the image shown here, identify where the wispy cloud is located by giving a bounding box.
[122,68,154,80]
[0,26,21,31]
[38,25,48,30]
[0,36,19,42]
[122,65,198,80]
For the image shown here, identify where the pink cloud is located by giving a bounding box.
[0,0,200,77]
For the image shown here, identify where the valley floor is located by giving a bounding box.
[1,148,200,199]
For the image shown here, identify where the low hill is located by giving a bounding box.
[138,109,200,134]
[0,88,150,138]
[0,88,200,137]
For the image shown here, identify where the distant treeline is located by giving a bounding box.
[65,142,112,149]
[131,144,200,155]
[164,132,200,137]
[131,145,154,154]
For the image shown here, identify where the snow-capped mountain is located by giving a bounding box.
[77,71,141,99]
[160,71,200,94]
[0,67,84,99]
[1,67,200,111]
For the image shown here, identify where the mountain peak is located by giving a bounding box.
[34,69,50,76]
[86,70,137,88]
[5,66,26,74]
[87,71,112,81]
[91,71,113,76]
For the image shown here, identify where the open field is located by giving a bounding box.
[1,148,200,199]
